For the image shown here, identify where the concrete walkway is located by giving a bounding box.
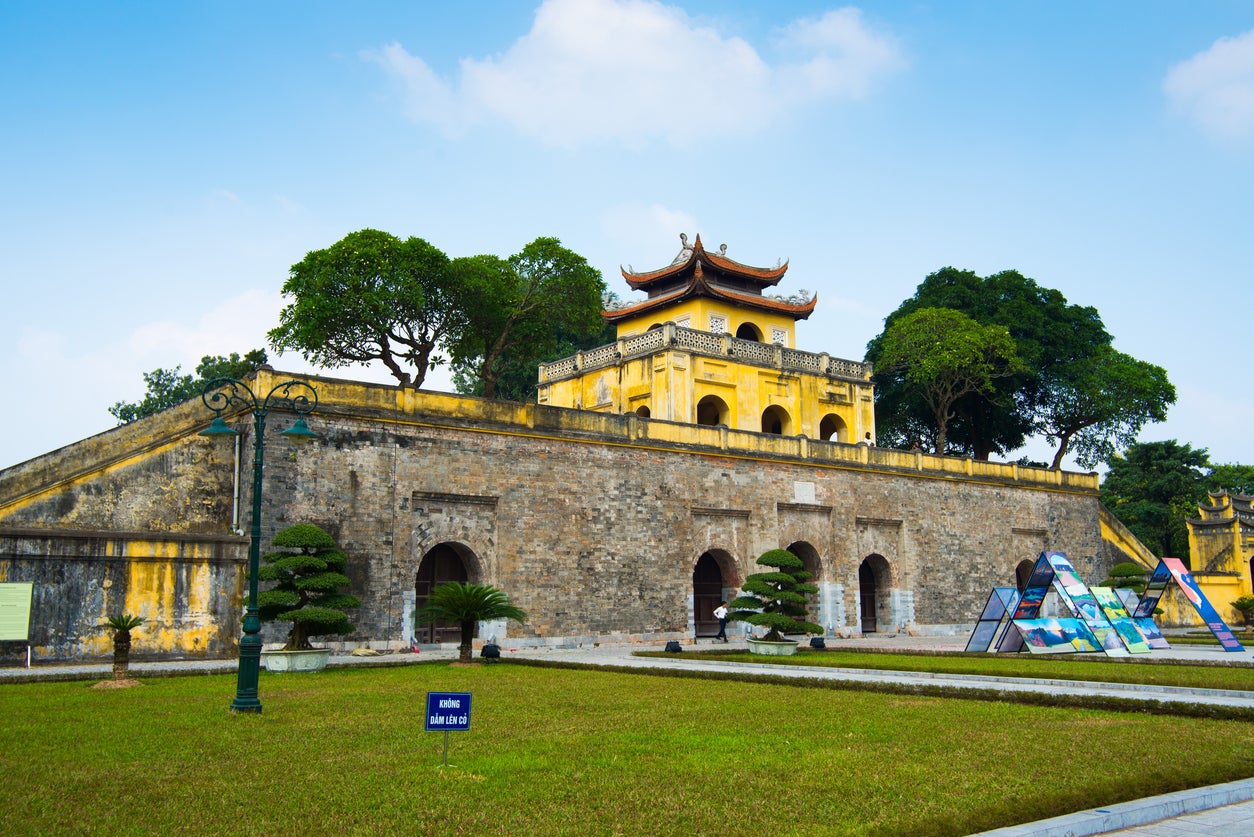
[4,633,1253,836]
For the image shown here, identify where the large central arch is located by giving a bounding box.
[414,542,480,644]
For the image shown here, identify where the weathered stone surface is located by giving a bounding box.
[0,371,1109,660]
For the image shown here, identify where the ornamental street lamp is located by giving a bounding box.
[200,376,318,713]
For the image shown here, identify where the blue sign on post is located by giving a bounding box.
[426,692,472,767]
[425,691,472,731]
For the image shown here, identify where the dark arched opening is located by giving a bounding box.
[693,550,733,637]
[786,541,823,629]
[761,405,791,435]
[819,413,846,443]
[697,394,730,427]
[414,543,473,644]
[859,554,892,634]
[735,322,763,341]
[635,405,651,418]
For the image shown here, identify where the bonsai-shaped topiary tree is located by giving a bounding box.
[258,523,360,651]
[1099,561,1149,595]
[729,548,823,642]
[414,582,527,663]
[102,613,145,681]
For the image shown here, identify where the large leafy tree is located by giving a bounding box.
[269,229,463,388]
[109,349,267,423]
[414,581,527,663]
[867,268,1114,459]
[1100,441,1211,561]
[1036,345,1175,469]
[874,308,1022,455]
[1207,463,1254,496]
[448,237,606,400]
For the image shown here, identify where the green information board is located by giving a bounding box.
[0,583,34,641]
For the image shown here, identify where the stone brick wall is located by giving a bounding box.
[0,371,1109,659]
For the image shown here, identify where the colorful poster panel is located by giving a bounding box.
[1161,557,1245,652]
[1045,553,1127,657]
[965,587,1020,652]
[1116,588,1169,648]
[1012,618,1101,654]
[1089,586,1151,653]
[1131,562,1173,619]
[996,552,1054,652]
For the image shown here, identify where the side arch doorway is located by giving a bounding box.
[693,550,736,637]
[414,542,477,644]
[858,554,892,634]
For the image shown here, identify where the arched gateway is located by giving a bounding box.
[693,550,737,637]
[414,542,478,644]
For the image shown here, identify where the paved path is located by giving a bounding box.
[4,633,1253,835]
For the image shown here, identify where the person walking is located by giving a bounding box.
[714,601,729,642]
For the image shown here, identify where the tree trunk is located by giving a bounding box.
[459,619,475,662]
[112,630,131,681]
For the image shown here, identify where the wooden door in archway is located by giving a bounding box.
[415,544,469,644]
[859,561,877,633]
[693,552,724,637]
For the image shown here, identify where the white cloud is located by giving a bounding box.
[601,202,699,270]
[368,0,903,148]
[1164,29,1254,143]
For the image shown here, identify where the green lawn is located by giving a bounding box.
[1,663,1251,836]
[650,647,1254,692]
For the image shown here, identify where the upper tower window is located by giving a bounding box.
[736,322,763,342]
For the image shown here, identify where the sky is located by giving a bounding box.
[2,1,1252,472]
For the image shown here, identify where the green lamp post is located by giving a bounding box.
[200,376,318,713]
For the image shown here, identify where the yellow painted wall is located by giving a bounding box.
[615,298,798,346]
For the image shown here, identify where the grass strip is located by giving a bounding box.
[1,663,1251,836]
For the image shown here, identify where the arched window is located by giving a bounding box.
[635,405,651,418]
[761,405,791,435]
[819,414,846,442]
[735,322,763,342]
[697,395,730,427]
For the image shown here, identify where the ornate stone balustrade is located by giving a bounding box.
[538,323,873,383]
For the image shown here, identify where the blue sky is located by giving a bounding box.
[2,1,1252,471]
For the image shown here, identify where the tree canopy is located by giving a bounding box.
[866,267,1173,464]
[448,237,606,400]
[1100,441,1211,560]
[269,229,464,388]
[875,307,1022,455]
[109,349,267,424]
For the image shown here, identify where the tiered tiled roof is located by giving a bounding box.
[605,234,817,324]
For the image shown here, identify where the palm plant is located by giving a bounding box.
[414,582,527,662]
[102,614,145,681]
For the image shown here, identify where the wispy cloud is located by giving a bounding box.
[1164,28,1254,144]
[367,0,904,148]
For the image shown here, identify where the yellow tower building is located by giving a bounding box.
[1186,491,1254,624]
[537,234,875,443]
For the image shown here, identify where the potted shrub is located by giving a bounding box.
[1231,595,1254,630]
[1100,562,1149,595]
[257,523,360,672]
[414,582,527,663]
[730,548,822,656]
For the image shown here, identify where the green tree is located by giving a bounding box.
[729,549,822,642]
[874,307,1022,455]
[1098,562,1149,595]
[269,229,464,388]
[1036,346,1175,469]
[1207,463,1254,496]
[448,237,606,400]
[1101,441,1211,561]
[109,350,267,423]
[867,267,1111,459]
[257,524,360,651]
[101,613,145,681]
[414,582,527,663]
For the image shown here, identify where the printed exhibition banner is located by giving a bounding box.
[1089,586,1151,653]
[1116,588,1169,648]
[1160,557,1245,652]
[1012,617,1101,654]
[1043,552,1128,658]
[964,587,1020,652]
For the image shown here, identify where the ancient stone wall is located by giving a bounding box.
[0,371,1108,659]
